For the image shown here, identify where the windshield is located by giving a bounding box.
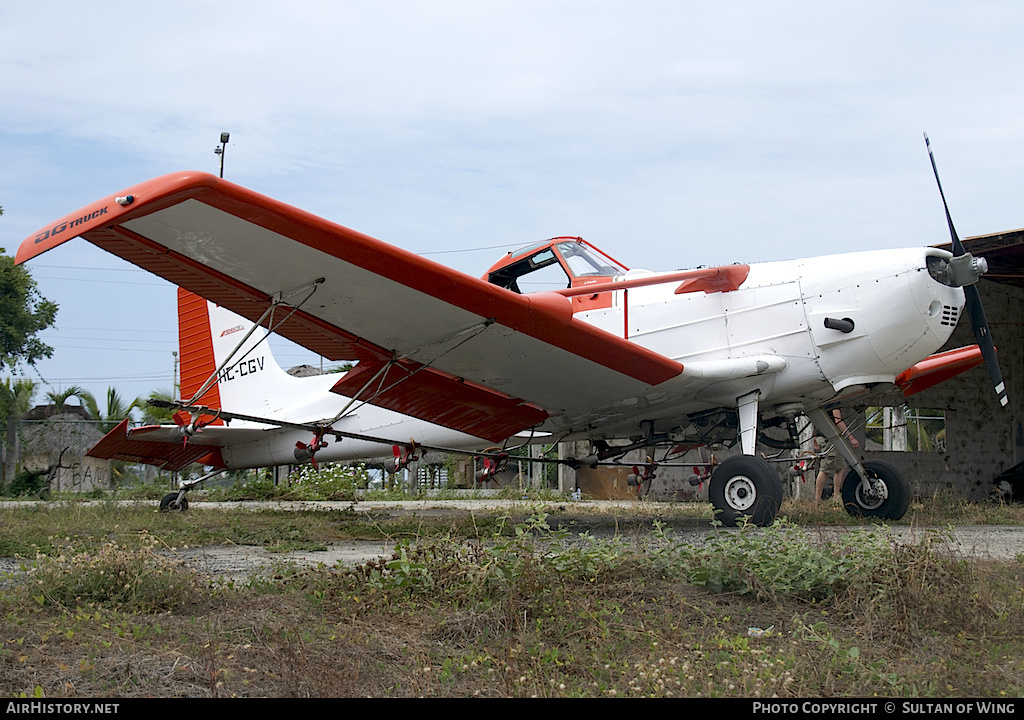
[486,238,627,293]
[555,241,627,279]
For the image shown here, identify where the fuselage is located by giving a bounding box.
[578,246,963,398]
[490,241,966,439]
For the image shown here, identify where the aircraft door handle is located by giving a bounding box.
[824,317,855,333]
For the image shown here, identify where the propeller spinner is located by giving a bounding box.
[924,133,1008,408]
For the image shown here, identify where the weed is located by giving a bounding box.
[203,464,370,502]
[2,504,1024,697]
[14,534,205,613]
[674,519,892,600]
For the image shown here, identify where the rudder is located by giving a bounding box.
[177,288,222,409]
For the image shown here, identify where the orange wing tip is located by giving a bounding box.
[16,171,221,265]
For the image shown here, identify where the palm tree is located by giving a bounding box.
[1,378,36,431]
[45,386,142,432]
[45,386,88,415]
[78,387,143,433]
[140,388,177,426]
[1,379,36,485]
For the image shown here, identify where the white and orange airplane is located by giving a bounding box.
[16,136,1003,524]
[93,287,502,507]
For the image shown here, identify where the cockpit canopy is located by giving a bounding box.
[484,237,628,294]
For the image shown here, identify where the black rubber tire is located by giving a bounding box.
[709,455,783,527]
[841,460,910,520]
[159,492,189,512]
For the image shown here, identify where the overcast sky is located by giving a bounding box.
[2,1,1023,408]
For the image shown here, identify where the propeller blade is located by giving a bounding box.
[925,133,1007,407]
[924,132,966,256]
[964,284,1008,407]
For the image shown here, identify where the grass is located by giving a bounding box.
[0,501,521,558]
[780,494,1024,527]
[1,501,1024,697]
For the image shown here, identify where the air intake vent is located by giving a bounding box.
[940,305,959,327]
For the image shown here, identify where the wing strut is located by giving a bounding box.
[323,318,497,425]
[185,278,325,406]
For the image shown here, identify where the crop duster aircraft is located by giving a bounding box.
[16,136,1004,523]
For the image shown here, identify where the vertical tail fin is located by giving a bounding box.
[177,289,321,419]
[178,288,222,409]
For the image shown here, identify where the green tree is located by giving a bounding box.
[0,378,36,432]
[78,387,142,433]
[0,240,57,371]
[140,388,177,426]
[45,386,89,414]
[1,378,36,491]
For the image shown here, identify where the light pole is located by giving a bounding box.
[214,132,230,178]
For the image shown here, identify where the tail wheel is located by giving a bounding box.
[159,492,189,512]
[709,455,783,527]
[841,460,910,520]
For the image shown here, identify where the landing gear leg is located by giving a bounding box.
[806,408,910,521]
[708,390,783,526]
[158,468,228,513]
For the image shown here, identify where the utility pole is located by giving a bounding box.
[214,132,230,178]
[172,351,179,396]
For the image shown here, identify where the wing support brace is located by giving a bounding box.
[324,318,497,424]
[737,391,760,456]
[186,278,326,406]
[806,408,882,502]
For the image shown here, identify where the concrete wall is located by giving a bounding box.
[14,415,113,493]
[861,279,1024,500]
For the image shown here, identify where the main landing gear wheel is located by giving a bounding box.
[709,455,783,527]
[159,492,189,512]
[841,460,910,521]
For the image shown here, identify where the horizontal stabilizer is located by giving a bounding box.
[87,419,269,471]
[87,419,222,471]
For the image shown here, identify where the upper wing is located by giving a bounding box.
[19,172,685,442]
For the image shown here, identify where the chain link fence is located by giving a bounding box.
[865,405,946,453]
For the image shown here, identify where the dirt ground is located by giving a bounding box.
[154,499,1024,579]
[3,499,1022,581]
